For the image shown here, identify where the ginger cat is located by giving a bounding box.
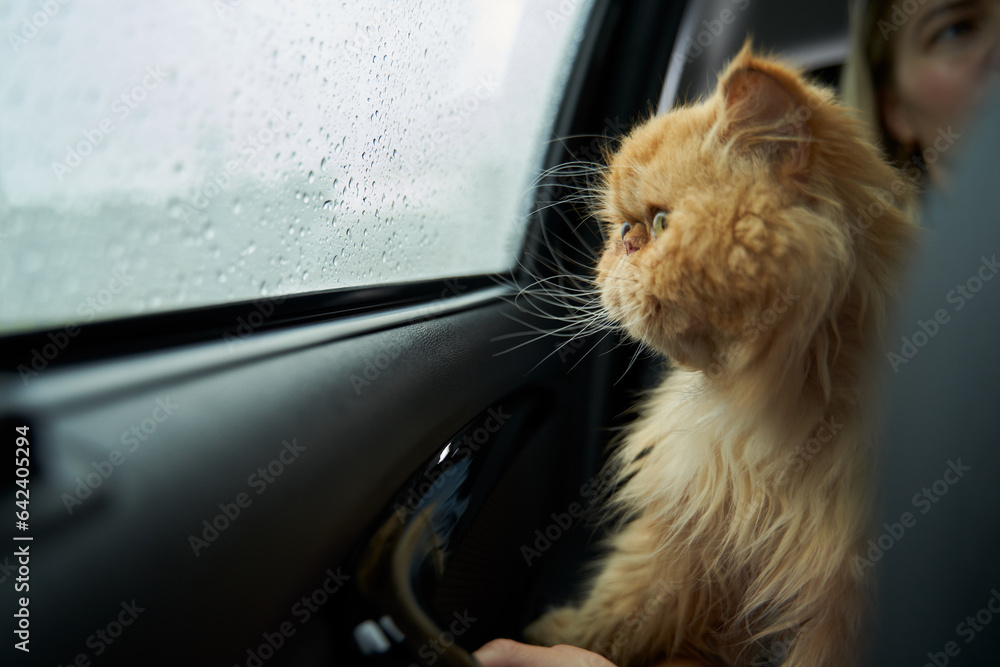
[524,43,915,666]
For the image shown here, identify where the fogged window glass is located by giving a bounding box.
[0,0,593,333]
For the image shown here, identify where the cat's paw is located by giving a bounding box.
[523,607,581,647]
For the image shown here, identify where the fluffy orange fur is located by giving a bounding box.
[524,44,915,666]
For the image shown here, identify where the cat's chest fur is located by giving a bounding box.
[574,368,871,665]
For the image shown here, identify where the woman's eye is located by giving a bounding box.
[932,18,977,46]
[652,210,669,238]
[620,221,631,239]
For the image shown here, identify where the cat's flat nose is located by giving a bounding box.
[623,223,649,256]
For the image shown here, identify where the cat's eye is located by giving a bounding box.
[620,222,632,239]
[652,211,669,238]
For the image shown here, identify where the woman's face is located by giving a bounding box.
[883,0,1000,172]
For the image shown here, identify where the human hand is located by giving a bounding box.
[472,639,710,667]
[473,639,616,666]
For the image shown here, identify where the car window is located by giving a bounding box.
[0,0,595,334]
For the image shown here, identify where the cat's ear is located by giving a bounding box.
[720,66,809,172]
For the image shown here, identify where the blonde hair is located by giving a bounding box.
[841,0,924,206]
